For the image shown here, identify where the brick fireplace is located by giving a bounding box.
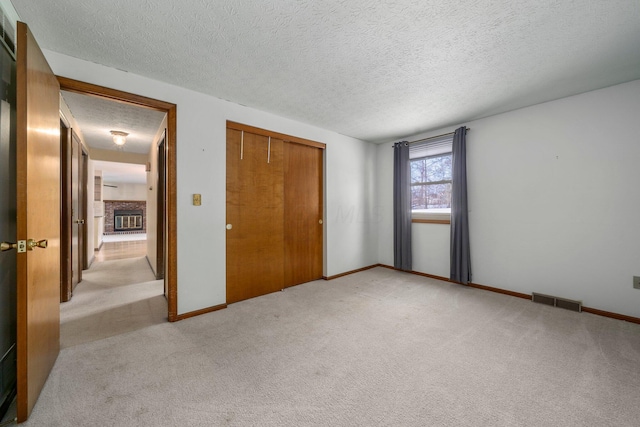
[104,200,146,234]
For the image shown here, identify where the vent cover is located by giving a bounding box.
[532,292,582,312]
[0,6,15,54]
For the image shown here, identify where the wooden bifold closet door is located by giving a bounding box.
[226,123,324,304]
[226,129,285,303]
[283,142,323,288]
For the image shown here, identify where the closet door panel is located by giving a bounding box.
[226,130,284,303]
[284,142,323,287]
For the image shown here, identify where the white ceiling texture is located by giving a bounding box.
[12,0,640,145]
[59,90,165,184]
[60,91,166,155]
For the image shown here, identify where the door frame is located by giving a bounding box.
[57,77,179,321]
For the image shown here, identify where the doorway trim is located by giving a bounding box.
[57,76,179,321]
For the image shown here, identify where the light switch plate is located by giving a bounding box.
[634,276,640,289]
[193,194,201,206]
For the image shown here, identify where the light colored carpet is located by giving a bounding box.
[17,267,640,426]
[61,256,166,349]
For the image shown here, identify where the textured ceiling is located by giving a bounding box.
[60,91,164,184]
[61,91,166,155]
[13,0,640,143]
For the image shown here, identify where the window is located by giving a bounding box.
[411,153,452,209]
[409,134,453,222]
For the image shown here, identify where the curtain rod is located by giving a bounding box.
[392,127,469,147]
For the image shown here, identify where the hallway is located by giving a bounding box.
[0,239,167,425]
[60,238,167,349]
[94,236,147,262]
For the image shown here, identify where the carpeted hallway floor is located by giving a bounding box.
[10,266,640,426]
[60,255,166,349]
[1,238,165,426]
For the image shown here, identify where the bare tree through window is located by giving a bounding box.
[411,153,452,209]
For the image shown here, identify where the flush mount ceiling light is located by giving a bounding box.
[110,130,129,146]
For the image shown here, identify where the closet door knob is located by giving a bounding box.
[226,224,233,230]
[319,219,323,224]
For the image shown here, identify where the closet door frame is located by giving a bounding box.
[227,122,326,149]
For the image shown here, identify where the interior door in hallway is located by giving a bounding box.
[16,21,61,422]
[71,131,80,288]
[226,129,284,304]
[60,121,72,302]
[157,135,166,283]
[80,146,88,270]
[283,142,323,287]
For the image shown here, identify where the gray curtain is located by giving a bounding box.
[450,127,471,284]
[393,141,412,271]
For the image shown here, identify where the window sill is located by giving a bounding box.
[412,218,450,224]
[412,209,450,224]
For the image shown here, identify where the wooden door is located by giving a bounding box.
[226,129,284,303]
[80,147,88,270]
[157,135,166,282]
[283,142,324,287]
[60,121,72,301]
[16,22,61,422]
[71,131,80,288]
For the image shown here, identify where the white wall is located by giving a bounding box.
[44,50,378,315]
[378,80,640,318]
[326,138,379,275]
[102,183,147,201]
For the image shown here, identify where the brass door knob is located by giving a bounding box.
[27,239,48,250]
[1,241,17,252]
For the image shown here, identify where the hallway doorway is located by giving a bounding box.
[58,77,178,321]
